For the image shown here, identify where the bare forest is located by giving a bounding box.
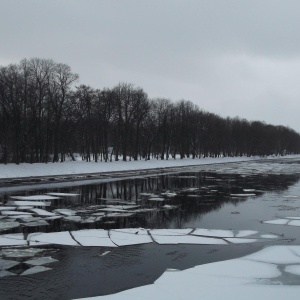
[1,58,300,164]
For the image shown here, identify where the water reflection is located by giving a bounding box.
[1,171,299,236]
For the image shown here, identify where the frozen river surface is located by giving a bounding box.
[1,158,300,299]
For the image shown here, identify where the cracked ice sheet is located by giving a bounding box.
[28,231,79,246]
[78,246,300,300]
[72,229,117,247]
[192,229,234,237]
[151,234,227,245]
[149,229,193,236]
[0,234,27,247]
[244,246,300,264]
[109,229,152,246]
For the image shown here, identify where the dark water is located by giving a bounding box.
[1,160,300,299]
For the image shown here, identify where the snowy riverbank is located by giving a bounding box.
[1,155,299,179]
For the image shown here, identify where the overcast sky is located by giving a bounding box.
[1,0,300,131]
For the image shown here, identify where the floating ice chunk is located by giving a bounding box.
[243,189,255,192]
[19,217,41,223]
[72,229,117,247]
[91,212,106,216]
[244,245,300,264]
[45,216,63,221]
[263,219,289,225]
[148,197,165,202]
[53,209,77,216]
[63,216,82,222]
[283,195,298,198]
[288,220,300,226]
[103,213,134,218]
[0,258,20,270]
[109,228,152,246]
[225,238,257,244]
[235,230,258,237]
[150,229,193,236]
[6,200,49,207]
[25,256,58,266]
[230,193,256,197]
[0,206,17,211]
[1,211,32,216]
[192,229,234,238]
[151,235,227,245]
[21,266,52,276]
[10,195,60,201]
[28,231,79,246]
[260,234,278,239]
[285,265,300,276]
[130,208,158,213]
[29,208,57,217]
[22,220,49,227]
[0,221,20,231]
[0,248,45,258]
[0,234,27,247]
[47,192,79,197]
[0,270,16,277]
[80,217,96,224]
[101,251,110,256]
[160,192,177,197]
[162,205,179,210]
[104,205,140,210]
[98,208,128,212]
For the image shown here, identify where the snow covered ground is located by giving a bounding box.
[0,155,298,179]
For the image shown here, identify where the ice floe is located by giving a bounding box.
[0,248,45,258]
[53,208,77,216]
[28,231,79,246]
[21,266,52,276]
[0,258,20,270]
[76,245,300,300]
[25,256,58,266]
[109,228,153,246]
[0,227,280,248]
[28,208,57,217]
[10,195,60,200]
[6,200,49,207]
[0,233,27,247]
[0,270,16,277]
[0,221,20,231]
[285,265,300,276]
[263,216,300,227]
[47,192,79,197]
[230,193,256,197]
[72,229,117,247]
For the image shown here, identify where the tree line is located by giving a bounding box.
[1,58,300,164]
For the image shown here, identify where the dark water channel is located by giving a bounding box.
[1,161,300,299]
